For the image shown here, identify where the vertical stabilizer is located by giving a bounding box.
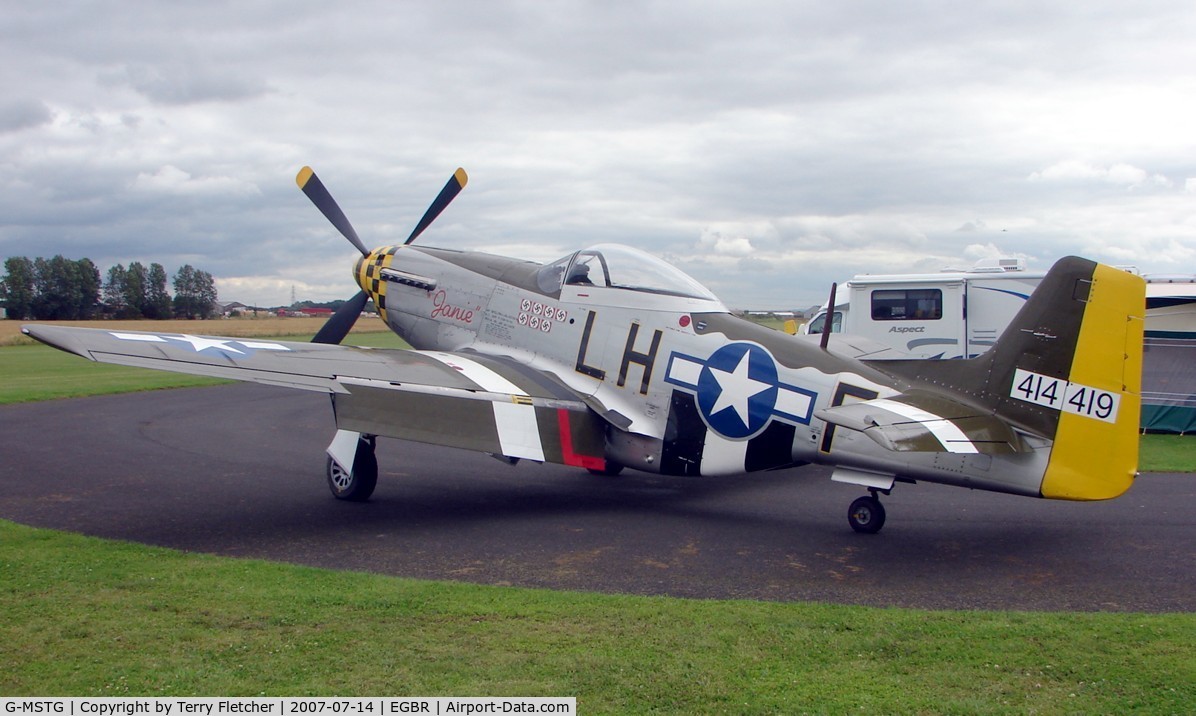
[879,257,1145,500]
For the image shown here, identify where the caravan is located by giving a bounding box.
[804,260,1196,433]
[803,258,1045,359]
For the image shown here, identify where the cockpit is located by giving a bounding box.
[535,244,724,310]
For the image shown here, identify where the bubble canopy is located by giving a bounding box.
[536,244,723,307]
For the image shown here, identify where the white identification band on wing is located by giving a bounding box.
[423,352,546,462]
[868,398,979,454]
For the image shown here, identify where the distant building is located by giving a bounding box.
[215,301,249,316]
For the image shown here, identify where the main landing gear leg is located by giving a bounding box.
[325,429,378,502]
[847,490,887,534]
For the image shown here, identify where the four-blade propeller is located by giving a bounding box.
[296,166,468,345]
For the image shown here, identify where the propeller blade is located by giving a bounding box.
[311,290,370,345]
[405,167,469,245]
[296,166,370,257]
[820,282,837,351]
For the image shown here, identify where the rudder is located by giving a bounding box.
[1038,262,1144,499]
[982,257,1145,499]
[879,256,1145,499]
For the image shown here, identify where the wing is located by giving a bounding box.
[815,390,1028,455]
[22,324,608,469]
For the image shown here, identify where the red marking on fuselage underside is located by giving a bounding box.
[556,409,606,470]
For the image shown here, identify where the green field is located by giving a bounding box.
[2,520,1193,711]
[1135,434,1196,472]
[2,324,1194,710]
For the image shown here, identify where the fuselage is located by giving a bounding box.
[352,242,1050,495]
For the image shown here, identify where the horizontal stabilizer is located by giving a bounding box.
[816,392,1025,454]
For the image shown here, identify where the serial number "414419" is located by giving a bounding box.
[1010,368,1121,423]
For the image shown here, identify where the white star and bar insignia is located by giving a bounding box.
[110,332,291,357]
[664,342,817,439]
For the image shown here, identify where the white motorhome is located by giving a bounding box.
[803,260,1196,433]
[803,257,1045,359]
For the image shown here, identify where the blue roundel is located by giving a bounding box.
[695,342,779,439]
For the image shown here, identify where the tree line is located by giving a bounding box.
[1,256,219,320]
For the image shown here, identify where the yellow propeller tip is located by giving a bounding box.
[296,166,314,188]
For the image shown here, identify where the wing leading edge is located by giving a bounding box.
[22,324,608,470]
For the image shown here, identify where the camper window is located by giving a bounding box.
[871,289,942,321]
[807,311,843,334]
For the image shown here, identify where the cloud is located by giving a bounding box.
[698,226,757,257]
[2,2,1195,308]
[961,242,1031,265]
[0,99,53,133]
[1029,160,1172,189]
[131,166,261,197]
[117,63,269,105]
[215,275,349,308]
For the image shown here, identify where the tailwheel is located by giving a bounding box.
[847,493,886,534]
[327,436,378,502]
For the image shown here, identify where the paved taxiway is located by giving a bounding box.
[2,383,1193,612]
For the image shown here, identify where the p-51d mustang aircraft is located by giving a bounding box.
[24,167,1146,533]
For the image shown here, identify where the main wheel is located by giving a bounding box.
[847,495,886,534]
[326,448,378,502]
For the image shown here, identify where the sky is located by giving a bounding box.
[2,1,1194,310]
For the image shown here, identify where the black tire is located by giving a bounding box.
[848,495,886,534]
[326,448,378,502]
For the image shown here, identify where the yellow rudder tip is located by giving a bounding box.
[1041,264,1144,501]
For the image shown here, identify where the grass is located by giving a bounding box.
[742,314,795,333]
[1138,434,1196,472]
[2,321,1194,709]
[1,520,1193,710]
[0,343,227,402]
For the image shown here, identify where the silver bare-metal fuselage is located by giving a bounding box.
[367,243,1050,497]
